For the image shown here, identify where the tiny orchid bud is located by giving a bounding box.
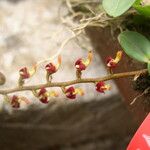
[106,51,122,69]
[65,86,84,99]
[19,67,30,79]
[11,95,20,108]
[45,55,61,74]
[38,88,58,104]
[38,87,49,104]
[65,87,76,99]
[75,51,93,71]
[96,81,111,93]
[10,95,30,108]
[19,65,37,79]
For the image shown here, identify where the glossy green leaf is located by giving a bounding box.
[134,5,150,17]
[133,0,142,6]
[102,0,136,17]
[118,31,150,63]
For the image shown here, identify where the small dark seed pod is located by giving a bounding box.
[0,72,6,85]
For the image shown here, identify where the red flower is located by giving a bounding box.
[38,87,49,104]
[65,86,76,99]
[75,51,93,71]
[19,65,36,79]
[11,95,20,108]
[106,57,117,68]
[19,67,30,79]
[96,81,111,93]
[75,59,86,71]
[106,51,122,69]
[45,63,57,74]
[45,55,61,74]
[65,86,84,99]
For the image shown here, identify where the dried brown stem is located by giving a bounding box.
[0,69,147,95]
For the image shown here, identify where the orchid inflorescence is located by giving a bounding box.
[3,50,124,109]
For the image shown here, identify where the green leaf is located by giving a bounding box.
[102,0,136,17]
[148,63,150,74]
[118,31,150,63]
[134,5,150,17]
[133,0,142,6]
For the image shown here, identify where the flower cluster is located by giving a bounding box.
[7,50,122,109]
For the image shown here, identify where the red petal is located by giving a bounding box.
[45,63,56,74]
[11,95,20,108]
[75,59,86,71]
[39,97,49,104]
[19,67,30,79]
[65,87,76,99]
[38,87,47,96]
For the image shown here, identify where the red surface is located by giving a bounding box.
[127,113,150,150]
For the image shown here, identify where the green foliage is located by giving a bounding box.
[133,5,150,17]
[133,0,150,17]
[148,63,150,74]
[133,0,142,5]
[102,0,136,17]
[118,31,150,73]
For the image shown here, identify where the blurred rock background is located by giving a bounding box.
[0,0,118,109]
[0,0,137,149]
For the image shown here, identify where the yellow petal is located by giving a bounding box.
[114,51,122,63]
[28,64,37,77]
[18,96,30,104]
[75,88,84,96]
[83,51,93,66]
[56,55,62,69]
[104,84,111,91]
[48,91,59,97]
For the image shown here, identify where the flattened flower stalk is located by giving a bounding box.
[0,50,148,109]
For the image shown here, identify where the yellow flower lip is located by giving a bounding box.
[75,51,93,71]
[114,51,123,63]
[83,50,93,66]
[74,88,84,96]
[56,55,62,69]
[48,91,59,97]
[103,84,111,91]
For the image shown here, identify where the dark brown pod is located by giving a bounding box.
[0,72,6,85]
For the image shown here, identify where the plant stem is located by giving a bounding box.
[0,69,147,95]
